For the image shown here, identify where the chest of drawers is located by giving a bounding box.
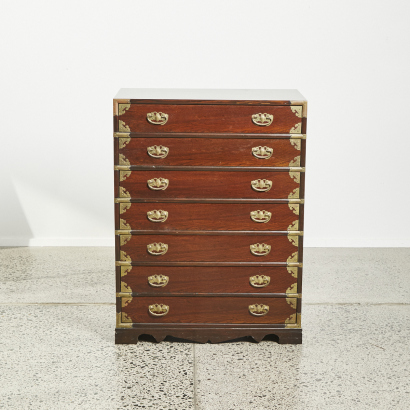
[114,89,306,344]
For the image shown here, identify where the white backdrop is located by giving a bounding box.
[1,0,409,247]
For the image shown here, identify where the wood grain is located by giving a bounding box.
[119,170,300,200]
[120,234,298,263]
[118,104,302,134]
[117,202,299,232]
[120,265,297,294]
[120,296,298,324]
[118,137,301,167]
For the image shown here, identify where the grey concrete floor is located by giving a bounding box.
[0,247,409,409]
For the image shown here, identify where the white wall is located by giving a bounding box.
[1,0,409,247]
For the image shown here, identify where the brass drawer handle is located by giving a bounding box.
[249,275,270,288]
[148,303,169,316]
[252,146,273,159]
[249,304,269,316]
[252,113,273,127]
[250,210,272,223]
[147,145,169,159]
[251,179,272,192]
[147,210,168,223]
[147,112,168,125]
[147,242,168,256]
[147,177,169,191]
[148,275,169,287]
[250,243,271,256]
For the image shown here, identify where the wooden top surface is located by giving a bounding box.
[114,88,306,102]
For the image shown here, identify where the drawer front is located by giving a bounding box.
[119,266,298,294]
[117,104,303,134]
[117,202,301,232]
[119,234,299,263]
[119,296,298,324]
[117,137,302,167]
[118,170,301,200]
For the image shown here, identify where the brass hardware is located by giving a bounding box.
[289,156,301,167]
[120,203,131,214]
[252,113,273,127]
[287,251,298,264]
[290,123,302,134]
[119,120,130,132]
[119,154,131,180]
[121,312,132,323]
[119,187,131,198]
[120,170,131,182]
[120,251,131,262]
[290,139,301,151]
[118,103,131,116]
[147,145,169,159]
[147,177,169,191]
[287,220,299,231]
[252,146,273,159]
[285,313,301,328]
[120,266,133,293]
[121,282,132,293]
[121,265,132,277]
[288,188,299,199]
[148,303,169,316]
[288,235,299,247]
[248,304,269,316]
[119,154,130,166]
[122,297,133,308]
[250,243,271,256]
[249,275,270,288]
[120,234,131,246]
[288,203,299,215]
[116,312,132,329]
[286,298,297,309]
[287,267,298,278]
[289,172,300,184]
[114,132,130,138]
[250,210,272,223]
[147,112,169,125]
[286,283,297,294]
[119,137,131,149]
[148,274,169,287]
[116,292,133,298]
[147,242,168,256]
[290,106,303,118]
[147,210,168,223]
[116,261,132,266]
[120,219,131,231]
[290,134,306,139]
[251,179,272,192]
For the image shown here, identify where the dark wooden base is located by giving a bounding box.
[115,325,302,344]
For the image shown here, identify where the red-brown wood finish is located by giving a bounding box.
[119,170,300,200]
[117,202,300,232]
[119,234,298,263]
[118,104,302,134]
[120,265,297,294]
[117,137,301,167]
[120,296,298,324]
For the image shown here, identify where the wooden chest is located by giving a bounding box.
[114,89,306,344]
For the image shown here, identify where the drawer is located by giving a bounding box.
[118,296,298,324]
[116,137,302,167]
[119,265,298,295]
[118,170,301,200]
[118,233,300,263]
[116,202,301,232]
[117,104,303,134]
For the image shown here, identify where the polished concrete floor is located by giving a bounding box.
[0,247,409,409]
